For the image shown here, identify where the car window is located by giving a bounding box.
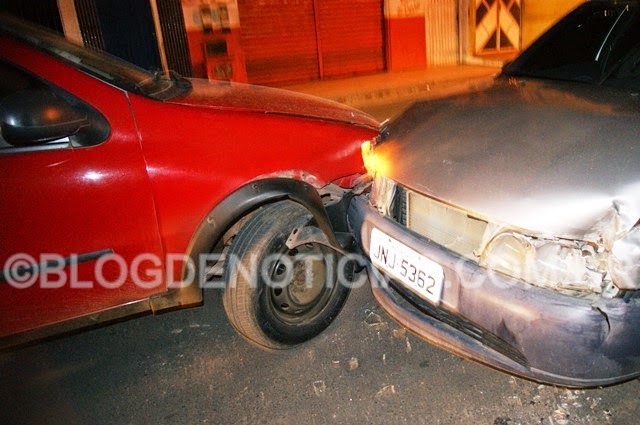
[504,2,640,89]
[0,61,109,154]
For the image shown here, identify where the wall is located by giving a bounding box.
[424,0,458,66]
[181,0,241,79]
[521,0,584,48]
[57,0,83,44]
[385,0,427,70]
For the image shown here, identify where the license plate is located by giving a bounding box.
[369,228,444,304]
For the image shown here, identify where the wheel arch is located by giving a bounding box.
[187,177,341,261]
[163,178,343,309]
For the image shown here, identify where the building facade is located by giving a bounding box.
[3,0,584,86]
[170,0,583,84]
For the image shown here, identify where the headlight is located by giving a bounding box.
[480,232,605,293]
[610,225,640,290]
[361,139,391,178]
[361,140,377,175]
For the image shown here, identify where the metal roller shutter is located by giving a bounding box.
[74,0,106,51]
[425,0,459,65]
[156,0,193,77]
[237,0,319,86]
[316,0,385,78]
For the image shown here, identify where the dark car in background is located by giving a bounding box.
[349,1,640,386]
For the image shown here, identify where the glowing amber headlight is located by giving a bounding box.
[361,140,376,174]
[361,140,389,176]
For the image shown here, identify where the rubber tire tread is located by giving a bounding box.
[222,201,347,349]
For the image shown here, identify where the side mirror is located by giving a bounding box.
[0,89,89,147]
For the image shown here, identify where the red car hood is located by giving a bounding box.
[166,79,379,130]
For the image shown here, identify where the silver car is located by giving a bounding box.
[349,0,640,387]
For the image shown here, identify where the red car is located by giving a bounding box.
[0,14,379,350]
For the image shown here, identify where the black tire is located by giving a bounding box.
[223,201,350,349]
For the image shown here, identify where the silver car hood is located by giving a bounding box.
[378,78,640,242]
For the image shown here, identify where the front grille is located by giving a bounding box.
[370,177,529,367]
[377,178,488,261]
[392,185,407,226]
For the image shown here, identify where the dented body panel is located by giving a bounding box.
[377,79,640,242]
[349,197,640,387]
[349,1,640,386]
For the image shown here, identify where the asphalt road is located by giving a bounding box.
[2,101,640,425]
[1,271,639,425]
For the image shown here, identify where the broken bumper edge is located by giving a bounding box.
[348,195,640,388]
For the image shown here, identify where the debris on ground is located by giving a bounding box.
[375,384,397,399]
[552,405,570,425]
[348,357,359,371]
[364,308,388,331]
[312,380,326,397]
[392,328,406,339]
[502,381,618,424]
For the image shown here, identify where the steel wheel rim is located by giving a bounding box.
[267,243,335,324]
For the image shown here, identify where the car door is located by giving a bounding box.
[0,44,164,338]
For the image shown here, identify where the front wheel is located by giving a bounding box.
[222,201,350,349]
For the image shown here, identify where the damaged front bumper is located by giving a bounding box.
[349,195,640,387]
